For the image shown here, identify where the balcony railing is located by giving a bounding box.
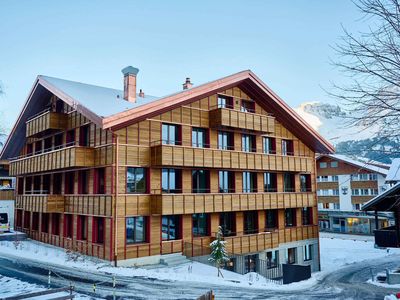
[151,143,313,172]
[16,194,65,213]
[26,109,67,137]
[10,145,95,176]
[151,190,315,215]
[209,107,275,132]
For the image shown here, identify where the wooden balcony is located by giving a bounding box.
[151,144,313,172]
[26,111,67,137]
[0,189,15,200]
[10,146,95,176]
[16,194,65,213]
[209,107,274,132]
[224,225,319,255]
[317,196,339,204]
[151,192,316,215]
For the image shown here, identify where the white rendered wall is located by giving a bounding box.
[338,174,352,211]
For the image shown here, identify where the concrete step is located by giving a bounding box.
[160,253,190,266]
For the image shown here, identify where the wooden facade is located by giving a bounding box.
[7,73,328,264]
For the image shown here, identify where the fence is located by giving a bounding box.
[1,286,74,300]
[257,259,283,284]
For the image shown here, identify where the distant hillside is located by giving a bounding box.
[295,102,400,163]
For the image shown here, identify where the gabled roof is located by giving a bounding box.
[317,154,388,175]
[362,182,400,211]
[386,158,400,183]
[0,70,334,159]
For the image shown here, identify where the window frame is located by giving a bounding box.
[126,216,147,244]
[126,167,147,194]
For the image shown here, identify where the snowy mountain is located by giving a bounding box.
[295,102,398,163]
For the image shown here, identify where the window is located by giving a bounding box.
[78,170,89,194]
[304,245,312,261]
[94,168,105,194]
[16,210,22,228]
[281,140,294,156]
[351,173,378,181]
[192,213,209,237]
[302,207,312,225]
[79,125,90,147]
[263,137,276,154]
[283,173,295,192]
[44,137,52,152]
[26,143,33,156]
[265,210,278,229]
[64,172,75,194]
[330,161,338,168]
[34,140,42,155]
[192,170,209,193]
[353,204,361,210]
[242,134,256,152]
[51,213,60,235]
[300,174,311,192]
[264,173,277,192]
[192,127,208,148]
[23,211,30,229]
[240,100,255,113]
[243,172,257,193]
[93,217,104,244]
[286,247,296,264]
[41,213,49,233]
[126,216,147,244]
[333,203,340,210]
[317,189,339,196]
[319,162,327,168]
[244,211,258,234]
[218,131,234,150]
[66,129,75,146]
[77,215,87,241]
[162,215,181,241]
[285,208,296,227]
[42,174,50,194]
[25,177,32,194]
[53,173,62,195]
[266,250,279,269]
[244,254,258,273]
[54,133,64,149]
[32,212,39,231]
[162,123,180,145]
[220,212,236,237]
[162,169,181,193]
[219,171,234,193]
[217,95,233,109]
[64,214,73,238]
[33,176,41,194]
[127,168,147,193]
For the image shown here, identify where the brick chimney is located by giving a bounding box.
[183,77,193,90]
[122,66,139,103]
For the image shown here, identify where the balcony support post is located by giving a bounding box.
[375,210,379,231]
[395,204,400,247]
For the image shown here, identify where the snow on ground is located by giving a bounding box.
[0,233,399,291]
[0,275,91,299]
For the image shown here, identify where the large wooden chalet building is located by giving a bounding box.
[0,67,333,273]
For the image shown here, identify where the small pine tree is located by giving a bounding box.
[209,226,230,278]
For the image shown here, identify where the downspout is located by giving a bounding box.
[113,132,119,267]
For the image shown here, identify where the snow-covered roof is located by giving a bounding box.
[40,76,160,118]
[386,158,400,183]
[319,154,389,175]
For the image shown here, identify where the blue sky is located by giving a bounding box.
[0,0,367,130]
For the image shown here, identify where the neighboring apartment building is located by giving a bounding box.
[317,154,389,234]
[0,160,16,231]
[0,67,333,273]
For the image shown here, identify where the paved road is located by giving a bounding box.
[0,253,399,299]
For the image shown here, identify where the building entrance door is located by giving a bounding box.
[340,219,346,232]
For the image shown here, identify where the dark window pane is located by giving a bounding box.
[127,168,147,193]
